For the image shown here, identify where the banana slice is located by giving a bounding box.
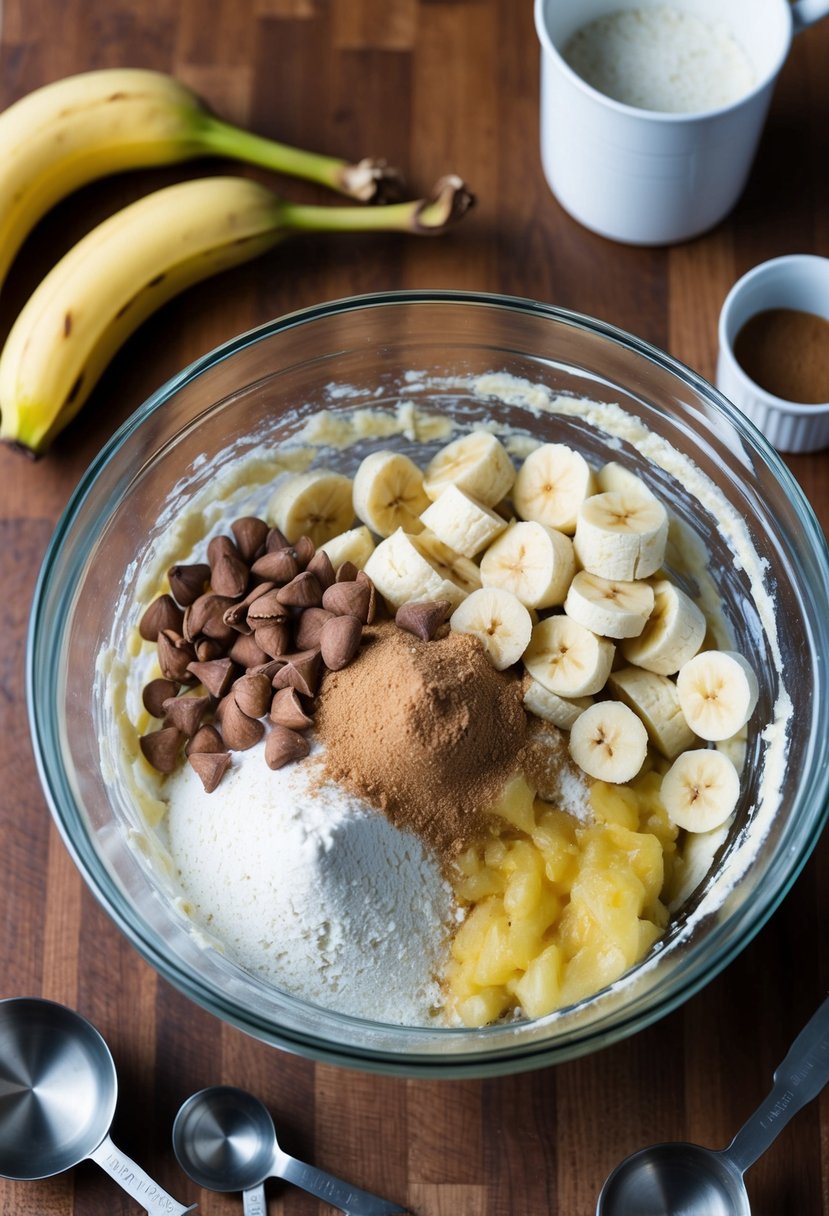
[363,527,477,610]
[422,431,516,506]
[480,520,576,609]
[568,701,648,783]
[523,616,615,698]
[523,678,592,730]
[660,747,740,832]
[564,571,654,639]
[596,460,656,501]
[416,530,482,596]
[676,650,759,741]
[319,525,376,570]
[268,470,354,546]
[607,666,696,759]
[449,587,533,670]
[574,490,668,581]
[352,450,430,537]
[512,443,595,534]
[621,578,706,675]
[420,484,507,557]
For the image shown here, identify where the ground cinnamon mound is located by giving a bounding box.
[315,620,528,857]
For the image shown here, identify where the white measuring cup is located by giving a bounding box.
[534,0,829,244]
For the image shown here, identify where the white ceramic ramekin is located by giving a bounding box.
[717,254,829,454]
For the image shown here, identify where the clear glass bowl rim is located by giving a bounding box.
[27,288,829,1077]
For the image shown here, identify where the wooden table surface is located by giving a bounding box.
[2,2,828,1213]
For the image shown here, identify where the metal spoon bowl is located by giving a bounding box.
[0,997,195,1214]
[597,992,829,1216]
[173,1085,409,1215]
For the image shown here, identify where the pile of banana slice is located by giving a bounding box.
[267,430,760,835]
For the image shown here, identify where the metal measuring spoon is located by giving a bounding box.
[173,1085,409,1215]
[0,997,196,1214]
[597,992,829,1216]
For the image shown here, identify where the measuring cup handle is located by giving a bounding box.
[725,993,829,1176]
[242,1183,268,1216]
[274,1150,409,1215]
[791,0,829,33]
[89,1134,198,1215]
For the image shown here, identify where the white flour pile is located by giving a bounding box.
[163,746,457,1024]
[563,6,756,113]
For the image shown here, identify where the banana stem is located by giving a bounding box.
[277,175,474,235]
[195,114,405,203]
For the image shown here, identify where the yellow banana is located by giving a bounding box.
[0,175,473,456]
[0,67,403,292]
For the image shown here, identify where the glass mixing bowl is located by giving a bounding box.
[28,291,829,1078]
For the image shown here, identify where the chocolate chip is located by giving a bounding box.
[186,657,236,699]
[254,622,293,659]
[218,696,265,750]
[320,614,363,671]
[335,561,359,583]
[246,588,291,623]
[223,582,276,634]
[210,551,249,598]
[231,516,269,562]
[195,638,225,662]
[157,631,197,682]
[162,693,211,737]
[142,677,178,719]
[322,580,370,623]
[167,563,211,607]
[356,570,377,623]
[293,536,315,568]
[186,724,227,755]
[184,593,237,641]
[188,750,232,793]
[276,572,323,609]
[265,724,310,770]
[266,526,289,553]
[306,550,335,591]
[139,726,183,772]
[272,649,322,697]
[139,594,183,642]
[207,535,238,566]
[228,633,270,669]
[270,687,314,731]
[250,549,300,585]
[233,672,272,719]
[395,599,452,641]
[295,607,335,651]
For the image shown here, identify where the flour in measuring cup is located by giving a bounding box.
[562,6,756,114]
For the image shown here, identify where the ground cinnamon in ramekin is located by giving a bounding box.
[314,620,528,858]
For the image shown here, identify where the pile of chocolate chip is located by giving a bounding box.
[137,515,377,792]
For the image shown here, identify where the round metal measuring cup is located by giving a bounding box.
[0,997,195,1214]
[597,992,829,1215]
[173,1085,409,1216]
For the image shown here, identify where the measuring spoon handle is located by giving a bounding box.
[725,993,829,1176]
[89,1133,197,1214]
[273,1150,409,1215]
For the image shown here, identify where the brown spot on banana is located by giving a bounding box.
[114,273,167,319]
[64,372,84,407]
[63,312,72,336]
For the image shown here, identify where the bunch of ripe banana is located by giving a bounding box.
[0,69,473,456]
